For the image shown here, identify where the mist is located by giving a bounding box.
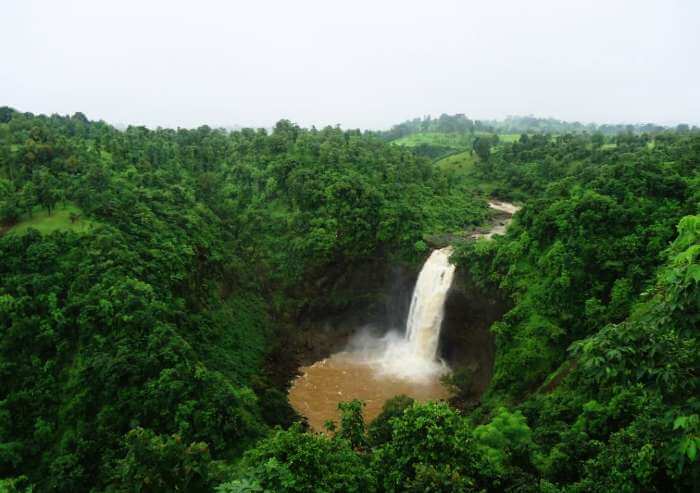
[2,0,698,129]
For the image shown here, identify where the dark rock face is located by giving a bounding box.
[298,254,418,327]
[439,269,508,398]
[294,257,419,365]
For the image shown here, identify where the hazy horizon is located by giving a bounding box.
[3,0,699,130]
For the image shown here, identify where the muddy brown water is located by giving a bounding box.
[288,352,451,431]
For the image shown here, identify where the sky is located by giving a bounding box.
[2,0,699,130]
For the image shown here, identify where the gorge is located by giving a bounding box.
[288,202,519,430]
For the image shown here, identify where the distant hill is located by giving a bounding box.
[382,113,695,142]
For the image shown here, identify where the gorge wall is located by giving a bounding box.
[440,269,508,399]
[284,255,506,401]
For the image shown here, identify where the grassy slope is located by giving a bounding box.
[6,203,97,236]
[392,132,474,148]
[435,149,476,172]
[498,133,520,143]
[393,132,521,148]
[435,150,500,195]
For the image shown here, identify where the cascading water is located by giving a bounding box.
[373,247,454,381]
[405,247,456,360]
[288,247,456,429]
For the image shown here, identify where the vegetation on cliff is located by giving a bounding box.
[0,108,698,491]
[0,108,485,491]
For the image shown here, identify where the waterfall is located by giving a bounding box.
[370,246,455,381]
[290,205,521,427]
[404,246,456,360]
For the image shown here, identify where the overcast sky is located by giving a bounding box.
[2,0,699,129]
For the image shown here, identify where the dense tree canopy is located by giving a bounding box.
[0,107,486,491]
[0,107,698,491]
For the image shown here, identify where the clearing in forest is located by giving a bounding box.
[4,203,97,236]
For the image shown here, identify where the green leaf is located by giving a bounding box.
[686,264,700,283]
[687,440,697,461]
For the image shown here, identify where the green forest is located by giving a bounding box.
[0,108,698,492]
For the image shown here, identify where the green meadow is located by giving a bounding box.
[5,202,97,236]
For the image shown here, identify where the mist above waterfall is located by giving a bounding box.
[343,328,449,383]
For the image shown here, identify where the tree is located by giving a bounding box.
[0,106,14,123]
[32,167,59,215]
[371,402,497,491]
[231,424,373,493]
[19,182,36,217]
[473,136,493,162]
[591,132,604,148]
[368,395,414,446]
[337,400,368,450]
[0,179,21,224]
[107,428,214,493]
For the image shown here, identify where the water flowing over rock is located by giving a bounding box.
[373,247,455,381]
[289,247,457,429]
[405,247,456,360]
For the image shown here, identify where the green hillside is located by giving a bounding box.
[391,131,474,149]
[0,107,698,492]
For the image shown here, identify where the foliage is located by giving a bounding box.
[473,408,533,471]
[106,428,214,492]
[1,106,698,491]
[0,108,486,491]
[441,364,478,406]
[369,402,498,491]
[230,424,373,493]
[453,131,698,398]
[482,115,673,135]
[337,400,368,450]
[379,113,493,141]
[367,395,415,446]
